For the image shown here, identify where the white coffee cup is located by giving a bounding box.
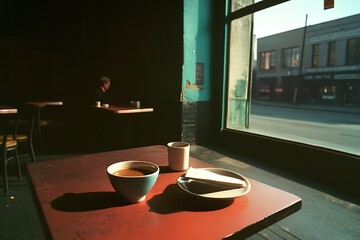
[95,101,101,107]
[167,142,190,171]
[102,103,109,108]
[130,101,140,109]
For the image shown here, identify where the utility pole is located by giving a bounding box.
[293,14,308,105]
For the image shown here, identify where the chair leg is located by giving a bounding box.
[2,152,9,196]
[29,141,36,162]
[36,109,42,145]
[14,149,22,181]
[29,111,37,162]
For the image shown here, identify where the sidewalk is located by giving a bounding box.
[252,99,360,114]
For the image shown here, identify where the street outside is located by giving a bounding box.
[248,102,360,156]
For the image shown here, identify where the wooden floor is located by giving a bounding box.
[190,145,360,240]
[1,145,360,240]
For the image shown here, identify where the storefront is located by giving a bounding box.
[303,73,360,105]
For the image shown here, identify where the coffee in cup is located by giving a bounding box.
[107,161,159,203]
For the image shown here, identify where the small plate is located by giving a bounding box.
[177,168,251,199]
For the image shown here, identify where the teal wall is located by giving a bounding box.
[183,0,213,102]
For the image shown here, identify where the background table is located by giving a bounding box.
[26,101,63,108]
[92,105,155,150]
[25,101,64,148]
[95,105,154,114]
[27,145,301,240]
[26,101,63,136]
[0,105,17,114]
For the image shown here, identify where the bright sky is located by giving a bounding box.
[254,0,360,38]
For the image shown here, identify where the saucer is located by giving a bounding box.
[177,168,251,199]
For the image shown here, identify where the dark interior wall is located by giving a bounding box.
[141,1,183,144]
[0,0,183,151]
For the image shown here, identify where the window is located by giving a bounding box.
[223,0,359,157]
[260,51,276,70]
[328,41,336,66]
[282,47,300,68]
[312,44,320,67]
[346,38,360,65]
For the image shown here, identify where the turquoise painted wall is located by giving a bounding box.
[183,0,213,102]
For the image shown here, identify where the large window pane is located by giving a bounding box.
[224,0,360,156]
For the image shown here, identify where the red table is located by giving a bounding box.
[27,145,301,240]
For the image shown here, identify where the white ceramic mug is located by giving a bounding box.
[130,101,140,108]
[167,142,190,171]
[95,101,101,107]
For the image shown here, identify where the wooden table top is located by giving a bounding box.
[0,105,17,114]
[26,101,63,108]
[26,145,301,240]
[95,105,154,114]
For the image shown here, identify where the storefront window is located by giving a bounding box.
[347,38,360,65]
[260,51,276,70]
[328,41,336,66]
[312,44,320,67]
[282,47,300,68]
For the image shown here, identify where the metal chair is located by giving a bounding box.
[0,111,22,196]
[13,105,37,162]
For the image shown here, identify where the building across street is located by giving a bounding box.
[255,13,360,107]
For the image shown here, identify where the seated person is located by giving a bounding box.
[94,76,111,104]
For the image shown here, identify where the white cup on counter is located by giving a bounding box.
[130,101,141,109]
[167,142,190,171]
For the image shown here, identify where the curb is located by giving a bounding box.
[251,101,360,115]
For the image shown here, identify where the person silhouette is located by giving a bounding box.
[94,76,111,104]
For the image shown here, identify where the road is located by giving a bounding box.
[248,103,360,156]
